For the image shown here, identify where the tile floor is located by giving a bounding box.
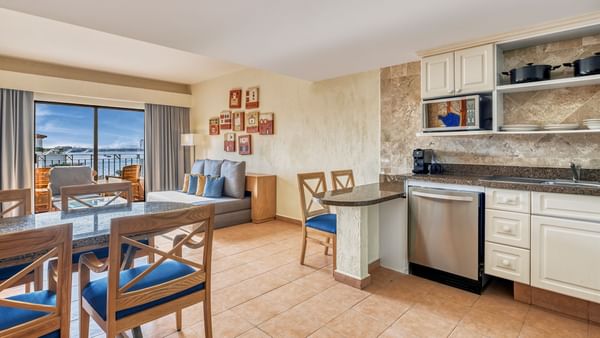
[3,220,599,337]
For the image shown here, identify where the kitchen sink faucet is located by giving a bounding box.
[570,162,581,182]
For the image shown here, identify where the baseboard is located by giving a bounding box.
[368,259,381,273]
[333,270,371,289]
[275,214,302,225]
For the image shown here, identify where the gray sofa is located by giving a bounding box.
[147,159,252,228]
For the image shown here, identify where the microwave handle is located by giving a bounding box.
[412,190,474,202]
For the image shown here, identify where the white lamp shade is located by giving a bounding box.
[181,133,196,146]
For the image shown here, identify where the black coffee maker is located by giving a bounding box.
[412,149,433,174]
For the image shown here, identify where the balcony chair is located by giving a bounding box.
[35,167,52,212]
[0,188,42,291]
[0,222,72,338]
[108,164,143,201]
[48,166,95,210]
[78,205,214,338]
[297,172,336,270]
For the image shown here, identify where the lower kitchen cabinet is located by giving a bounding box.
[531,215,600,303]
[485,241,530,284]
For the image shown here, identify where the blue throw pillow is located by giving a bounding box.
[204,176,225,198]
[187,175,199,195]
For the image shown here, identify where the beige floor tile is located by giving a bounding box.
[353,293,412,325]
[259,304,325,338]
[326,309,388,338]
[449,325,491,338]
[293,268,337,292]
[473,293,530,322]
[308,326,343,338]
[236,327,272,338]
[589,324,600,338]
[269,261,317,282]
[457,307,523,338]
[165,310,253,338]
[380,306,458,338]
[519,307,588,338]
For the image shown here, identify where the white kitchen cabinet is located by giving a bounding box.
[454,44,494,94]
[485,188,530,213]
[531,215,600,303]
[422,44,495,99]
[486,209,530,249]
[532,192,600,223]
[421,52,454,99]
[485,242,530,284]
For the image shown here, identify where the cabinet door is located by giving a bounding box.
[531,215,600,303]
[421,52,454,99]
[454,44,494,94]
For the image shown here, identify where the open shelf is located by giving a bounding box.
[496,129,600,135]
[416,130,494,137]
[417,129,600,137]
[497,74,600,94]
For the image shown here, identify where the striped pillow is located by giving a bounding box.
[182,174,191,192]
[195,175,207,196]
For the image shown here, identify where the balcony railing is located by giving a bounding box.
[35,153,144,178]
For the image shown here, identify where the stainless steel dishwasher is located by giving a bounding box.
[408,186,486,293]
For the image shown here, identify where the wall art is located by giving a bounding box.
[245,86,259,109]
[246,111,259,133]
[209,117,220,135]
[229,88,242,109]
[224,132,236,152]
[238,134,252,155]
[233,111,245,131]
[219,110,232,130]
[259,112,274,135]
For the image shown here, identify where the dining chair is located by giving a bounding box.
[107,164,143,201]
[0,222,73,338]
[60,181,133,211]
[78,204,214,338]
[297,172,336,270]
[0,188,42,291]
[35,168,52,213]
[331,169,355,190]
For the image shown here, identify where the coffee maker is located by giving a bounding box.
[412,149,433,174]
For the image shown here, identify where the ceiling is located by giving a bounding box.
[1,1,600,83]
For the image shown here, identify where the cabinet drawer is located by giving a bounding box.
[485,242,530,284]
[486,188,530,213]
[485,209,530,249]
[532,192,600,223]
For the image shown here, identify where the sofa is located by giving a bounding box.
[147,159,253,228]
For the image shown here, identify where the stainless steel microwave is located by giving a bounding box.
[422,95,492,132]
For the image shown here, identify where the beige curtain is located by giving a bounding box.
[0,88,34,191]
[144,103,190,193]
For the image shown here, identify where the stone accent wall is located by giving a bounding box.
[380,59,600,174]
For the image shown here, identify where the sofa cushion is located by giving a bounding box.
[191,160,205,175]
[195,175,207,196]
[204,159,223,177]
[187,175,199,195]
[146,192,250,215]
[203,176,225,198]
[182,174,191,193]
[221,160,246,199]
[0,290,60,338]
[49,166,94,196]
[82,260,204,321]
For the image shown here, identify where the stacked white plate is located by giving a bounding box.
[584,119,600,130]
[543,123,580,131]
[500,124,541,132]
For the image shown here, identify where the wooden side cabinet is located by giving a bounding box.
[245,173,276,223]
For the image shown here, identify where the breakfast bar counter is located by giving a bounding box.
[314,183,407,289]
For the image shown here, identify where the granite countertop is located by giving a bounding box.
[384,172,600,196]
[314,182,406,207]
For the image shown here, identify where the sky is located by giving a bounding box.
[35,103,144,149]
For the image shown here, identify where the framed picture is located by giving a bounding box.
[229,89,242,109]
[259,112,274,135]
[224,132,236,152]
[219,110,232,130]
[238,134,252,155]
[233,111,245,131]
[245,86,259,109]
[209,117,220,135]
[246,111,259,133]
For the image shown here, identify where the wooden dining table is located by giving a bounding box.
[0,201,193,338]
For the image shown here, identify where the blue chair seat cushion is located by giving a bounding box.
[82,259,204,321]
[0,290,59,338]
[306,213,337,234]
[0,263,31,281]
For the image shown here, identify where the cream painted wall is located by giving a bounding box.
[191,68,380,220]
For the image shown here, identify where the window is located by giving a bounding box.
[35,102,145,178]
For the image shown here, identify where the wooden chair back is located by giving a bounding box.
[60,182,133,211]
[331,170,355,190]
[120,165,141,183]
[297,172,330,223]
[0,188,31,218]
[106,205,214,333]
[35,168,51,189]
[0,223,72,337]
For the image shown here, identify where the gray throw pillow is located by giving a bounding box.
[221,160,246,199]
[204,159,224,177]
[191,160,205,174]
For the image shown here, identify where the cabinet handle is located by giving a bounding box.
[456,88,462,93]
[498,197,518,204]
[501,225,511,233]
[447,89,453,94]
[501,259,510,267]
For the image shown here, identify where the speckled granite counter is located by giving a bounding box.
[314,183,405,207]
[381,164,600,196]
[0,202,192,267]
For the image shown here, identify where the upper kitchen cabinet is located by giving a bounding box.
[421,52,454,99]
[421,44,494,99]
[454,44,495,95]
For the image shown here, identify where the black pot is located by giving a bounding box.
[563,53,600,77]
[502,63,561,84]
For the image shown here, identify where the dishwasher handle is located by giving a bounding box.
[411,190,474,202]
